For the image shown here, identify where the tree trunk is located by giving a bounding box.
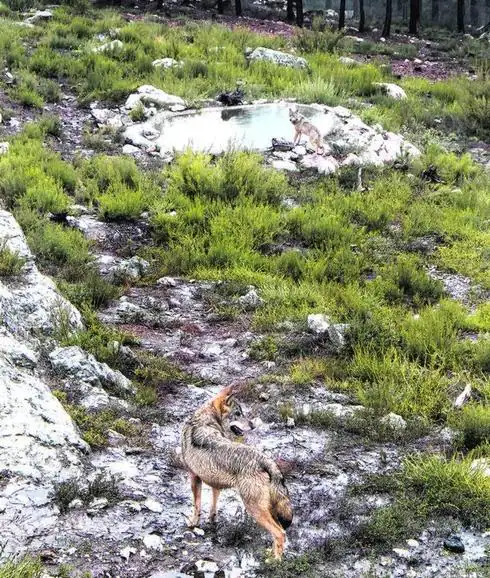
[409,0,420,34]
[382,0,393,37]
[470,0,478,27]
[431,0,439,25]
[339,0,346,29]
[217,0,224,14]
[359,0,365,32]
[457,0,465,32]
[286,0,295,22]
[296,0,303,27]
[235,0,242,16]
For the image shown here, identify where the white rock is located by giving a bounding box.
[120,546,137,561]
[0,142,10,155]
[144,498,163,513]
[308,313,331,334]
[380,412,407,431]
[374,82,407,100]
[339,56,360,66]
[91,108,123,129]
[24,9,52,24]
[393,548,411,559]
[406,539,420,548]
[93,40,123,53]
[328,323,349,351]
[238,288,263,310]
[88,497,109,510]
[122,144,141,156]
[68,498,83,509]
[201,343,222,360]
[453,384,472,408]
[286,417,295,428]
[271,159,298,172]
[143,534,164,551]
[157,276,177,287]
[193,527,205,536]
[470,458,490,477]
[110,256,150,281]
[0,211,82,337]
[195,560,219,573]
[125,85,185,111]
[152,58,182,69]
[49,346,133,395]
[248,47,308,69]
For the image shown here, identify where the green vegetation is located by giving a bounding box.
[50,472,121,513]
[0,242,26,276]
[0,558,43,578]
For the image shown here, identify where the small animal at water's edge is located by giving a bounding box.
[289,107,325,154]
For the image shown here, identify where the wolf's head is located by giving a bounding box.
[211,384,254,435]
[288,107,302,125]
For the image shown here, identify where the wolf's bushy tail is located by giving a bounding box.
[266,464,293,530]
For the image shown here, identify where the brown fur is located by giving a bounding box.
[181,386,293,559]
[289,107,324,154]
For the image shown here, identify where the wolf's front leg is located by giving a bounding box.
[293,129,300,145]
[188,473,202,527]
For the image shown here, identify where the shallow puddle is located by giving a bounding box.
[153,103,329,153]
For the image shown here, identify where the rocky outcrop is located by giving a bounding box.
[49,345,134,397]
[0,210,82,338]
[247,47,308,69]
[0,211,88,555]
[125,85,186,111]
[374,82,408,100]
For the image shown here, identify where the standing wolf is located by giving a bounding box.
[181,385,293,559]
[289,107,324,154]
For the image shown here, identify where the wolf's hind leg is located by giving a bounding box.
[209,487,221,522]
[243,500,286,559]
[188,473,202,527]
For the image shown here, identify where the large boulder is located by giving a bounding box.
[247,47,308,69]
[374,82,407,100]
[0,210,82,338]
[125,85,186,111]
[49,345,134,396]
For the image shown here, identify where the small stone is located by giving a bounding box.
[93,40,123,53]
[443,535,465,553]
[406,539,419,548]
[125,500,142,512]
[152,57,182,69]
[68,498,83,509]
[120,546,137,561]
[143,533,164,551]
[193,527,205,536]
[122,144,141,156]
[89,497,109,510]
[0,142,9,156]
[307,313,331,334]
[392,548,411,560]
[470,458,490,477]
[374,82,407,100]
[380,412,407,432]
[157,276,177,287]
[238,288,263,310]
[144,498,163,513]
[286,417,295,428]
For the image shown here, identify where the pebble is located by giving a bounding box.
[443,535,465,553]
[144,498,163,513]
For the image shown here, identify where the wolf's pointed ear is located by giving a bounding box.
[211,385,234,413]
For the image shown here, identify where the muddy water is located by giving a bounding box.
[153,103,329,153]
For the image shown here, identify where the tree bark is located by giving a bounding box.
[431,0,439,25]
[409,0,420,34]
[339,0,346,29]
[457,0,465,32]
[359,0,365,32]
[296,0,303,27]
[286,0,295,22]
[235,0,242,16]
[217,0,224,15]
[382,0,393,37]
[470,0,478,27]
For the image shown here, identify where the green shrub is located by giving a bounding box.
[0,558,42,578]
[0,243,26,276]
[98,185,147,221]
[451,405,490,451]
[59,270,119,310]
[294,19,344,54]
[248,336,279,361]
[19,174,70,215]
[402,454,490,528]
[379,255,445,306]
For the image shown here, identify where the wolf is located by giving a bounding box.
[289,107,324,154]
[181,385,293,559]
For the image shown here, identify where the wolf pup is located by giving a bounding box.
[289,107,324,154]
[181,385,293,559]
